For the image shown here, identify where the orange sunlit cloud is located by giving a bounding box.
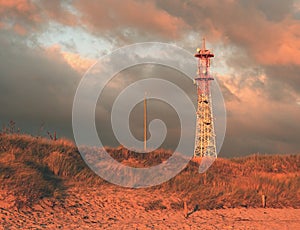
[61,51,96,74]
[251,20,300,66]
[46,45,96,74]
[75,0,187,39]
[0,0,35,12]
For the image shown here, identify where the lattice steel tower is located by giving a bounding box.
[194,38,217,158]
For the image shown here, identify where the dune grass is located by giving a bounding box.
[0,133,299,210]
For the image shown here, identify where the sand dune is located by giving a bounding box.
[0,134,299,229]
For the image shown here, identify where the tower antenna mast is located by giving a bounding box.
[194,38,217,159]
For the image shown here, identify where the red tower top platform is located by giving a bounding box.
[194,38,214,58]
[195,50,214,58]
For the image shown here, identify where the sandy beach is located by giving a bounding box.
[1,185,299,230]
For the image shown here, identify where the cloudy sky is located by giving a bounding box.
[1,0,300,157]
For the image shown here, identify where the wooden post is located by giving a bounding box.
[203,172,207,185]
[262,195,266,208]
[183,201,188,218]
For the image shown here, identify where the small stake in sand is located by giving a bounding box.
[183,201,199,218]
[184,201,188,218]
[262,195,267,208]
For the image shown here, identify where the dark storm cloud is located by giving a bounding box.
[0,0,299,156]
[151,0,300,156]
[0,31,80,137]
[218,73,300,157]
[239,0,294,22]
[264,65,300,95]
